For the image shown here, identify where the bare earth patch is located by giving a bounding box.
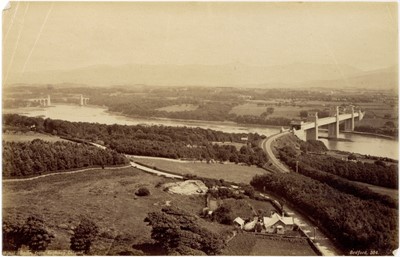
[163,180,208,195]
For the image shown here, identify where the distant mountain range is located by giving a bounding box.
[5,63,397,90]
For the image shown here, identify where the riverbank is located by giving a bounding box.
[343,130,397,140]
[319,136,352,142]
[4,104,397,159]
[105,109,285,130]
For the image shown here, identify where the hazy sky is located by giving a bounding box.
[3,2,398,82]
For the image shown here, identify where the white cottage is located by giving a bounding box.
[263,213,295,234]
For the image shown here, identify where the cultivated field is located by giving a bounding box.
[229,103,271,116]
[2,131,68,143]
[229,103,315,118]
[133,158,267,184]
[222,233,317,256]
[3,167,229,254]
[156,104,199,112]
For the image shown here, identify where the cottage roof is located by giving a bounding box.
[233,217,245,226]
[263,213,281,227]
[263,213,294,227]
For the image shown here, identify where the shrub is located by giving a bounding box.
[70,218,99,254]
[348,153,357,161]
[243,185,255,198]
[136,187,150,196]
[3,216,54,253]
[213,205,234,225]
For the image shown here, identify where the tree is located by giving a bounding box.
[374,160,386,167]
[70,218,99,254]
[243,185,255,198]
[136,187,150,196]
[213,205,234,225]
[3,216,55,253]
[145,207,225,255]
[3,220,22,252]
[19,216,54,253]
[300,110,308,117]
[348,153,357,161]
[384,121,395,128]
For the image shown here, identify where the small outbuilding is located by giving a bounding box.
[243,217,258,231]
[233,217,245,229]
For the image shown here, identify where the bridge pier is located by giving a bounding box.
[344,106,355,132]
[306,128,318,141]
[328,106,340,138]
[305,112,319,141]
[80,95,89,106]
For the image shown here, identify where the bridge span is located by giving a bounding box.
[292,106,365,141]
[29,95,51,107]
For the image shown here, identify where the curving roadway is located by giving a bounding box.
[261,131,291,173]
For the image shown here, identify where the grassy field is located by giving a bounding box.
[229,103,309,119]
[229,103,270,116]
[156,104,199,112]
[133,158,267,184]
[222,233,317,256]
[2,131,68,143]
[3,167,230,254]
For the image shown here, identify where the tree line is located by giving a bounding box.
[277,140,397,207]
[295,153,398,189]
[279,149,397,208]
[3,139,128,178]
[3,114,268,166]
[250,173,398,255]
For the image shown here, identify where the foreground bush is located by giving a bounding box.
[145,206,225,255]
[3,216,54,253]
[70,218,99,254]
[136,187,150,196]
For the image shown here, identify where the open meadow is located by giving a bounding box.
[132,157,267,184]
[2,131,68,143]
[229,103,310,118]
[3,167,230,254]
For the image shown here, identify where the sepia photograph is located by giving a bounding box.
[2,1,398,256]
